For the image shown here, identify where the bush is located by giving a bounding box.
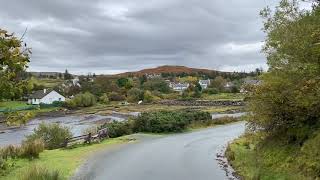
[143,79,171,93]
[143,90,155,103]
[203,88,219,94]
[20,165,61,180]
[99,93,110,104]
[0,145,20,160]
[20,139,44,159]
[127,88,144,102]
[71,92,97,107]
[25,123,72,150]
[101,121,133,138]
[133,110,211,133]
[108,92,125,101]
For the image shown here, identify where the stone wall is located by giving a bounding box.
[157,100,244,106]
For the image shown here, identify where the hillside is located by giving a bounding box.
[117,65,227,77]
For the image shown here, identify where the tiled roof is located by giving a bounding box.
[28,90,53,99]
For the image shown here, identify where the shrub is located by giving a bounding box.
[0,145,20,160]
[20,139,44,159]
[143,79,171,93]
[5,112,35,126]
[71,92,97,107]
[25,123,72,150]
[20,165,61,180]
[127,88,144,102]
[143,90,155,103]
[203,88,219,94]
[133,111,196,133]
[101,121,133,138]
[99,93,110,104]
[300,132,320,177]
[108,92,125,101]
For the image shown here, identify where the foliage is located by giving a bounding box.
[143,90,158,103]
[227,132,320,180]
[67,92,96,108]
[20,165,61,180]
[210,76,227,92]
[5,111,35,126]
[127,88,144,102]
[20,139,44,159]
[0,28,31,100]
[64,69,73,80]
[133,110,211,133]
[117,77,133,89]
[143,79,170,93]
[99,93,109,104]
[101,121,133,138]
[247,0,320,143]
[203,88,218,94]
[25,123,72,150]
[108,92,125,101]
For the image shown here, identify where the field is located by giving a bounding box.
[201,93,244,101]
[30,77,64,88]
[2,137,132,180]
[0,101,31,109]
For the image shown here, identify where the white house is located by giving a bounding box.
[199,79,211,89]
[28,89,65,105]
[169,82,190,92]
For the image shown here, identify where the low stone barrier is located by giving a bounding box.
[157,100,244,106]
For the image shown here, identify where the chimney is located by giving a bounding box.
[43,89,47,94]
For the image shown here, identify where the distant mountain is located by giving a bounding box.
[116,65,227,77]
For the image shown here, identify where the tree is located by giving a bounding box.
[64,69,73,80]
[0,28,31,100]
[210,76,227,92]
[127,88,144,102]
[143,79,170,93]
[248,0,320,142]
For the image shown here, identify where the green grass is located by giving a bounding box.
[201,93,244,101]
[30,78,65,88]
[226,134,310,180]
[2,137,131,180]
[0,101,31,109]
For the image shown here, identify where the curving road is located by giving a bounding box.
[73,122,245,180]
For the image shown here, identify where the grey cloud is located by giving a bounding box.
[0,0,284,74]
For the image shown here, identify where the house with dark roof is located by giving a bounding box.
[27,89,65,105]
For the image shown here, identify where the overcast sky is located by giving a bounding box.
[0,0,311,74]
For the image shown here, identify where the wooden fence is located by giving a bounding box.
[62,128,109,147]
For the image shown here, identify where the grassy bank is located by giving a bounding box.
[2,137,131,180]
[226,133,320,180]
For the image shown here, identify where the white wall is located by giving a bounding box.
[40,91,65,104]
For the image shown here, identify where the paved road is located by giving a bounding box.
[74,122,245,180]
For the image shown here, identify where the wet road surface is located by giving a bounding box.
[73,122,245,180]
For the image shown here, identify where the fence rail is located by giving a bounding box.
[62,128,109,147]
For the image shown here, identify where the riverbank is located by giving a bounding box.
[1,136,133,180]
[226,133,320,180]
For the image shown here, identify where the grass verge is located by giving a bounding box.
[1,137,131,180]
[226,133,314,180]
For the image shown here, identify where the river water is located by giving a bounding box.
[0,112,137,147]
[0,111,245,147]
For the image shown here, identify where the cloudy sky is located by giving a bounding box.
[0,0,311,74]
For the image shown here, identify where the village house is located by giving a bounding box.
[169,82,190,92]
[198,79,211,89]
[28,89,65,105]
